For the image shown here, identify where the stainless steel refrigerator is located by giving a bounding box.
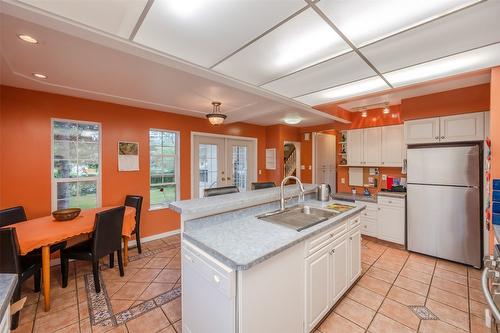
[407,145,481,268]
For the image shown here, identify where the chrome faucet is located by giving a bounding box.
[280,176,305,211]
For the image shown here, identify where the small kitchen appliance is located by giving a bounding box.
[317,183,332,202]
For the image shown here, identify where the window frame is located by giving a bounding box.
[149,128,180,210]
[50,118,102,211]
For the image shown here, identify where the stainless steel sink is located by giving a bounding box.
[256,205,338,231]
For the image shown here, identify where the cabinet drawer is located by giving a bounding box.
[360,208,377,220]
[378,196,404,207]
[305,221,347,257]
[361,220,377,236]
[349,215,361,229]
[182,241,235,298]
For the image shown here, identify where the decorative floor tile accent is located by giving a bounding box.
[128,245,177,262]
[85,273,117,327]
[408,305,439,320]
[85,271,181,327]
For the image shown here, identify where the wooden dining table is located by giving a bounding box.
[11,206,136,312]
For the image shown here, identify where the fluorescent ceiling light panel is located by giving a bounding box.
[385,43,500,87]
[17,0,149,38]
[134,0,305,67]
[295,76,390,106]
[317,0,480,47]
[262,51,376,98]
[213,8,351,85]
[360,0,500,73]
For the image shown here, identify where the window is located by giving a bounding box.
[150,130,179,209]
[52,120,101,210]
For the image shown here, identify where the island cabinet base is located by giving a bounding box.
[181,213,362,333]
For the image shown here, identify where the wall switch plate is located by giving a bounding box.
[301,165,305,170]
[382,174,387,181]
[258,170,262,175]
[308,165,312,170]
[341,178,345,184]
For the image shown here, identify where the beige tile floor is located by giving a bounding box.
[12,234,182,333]
[316,237,489,333]
[11,234,489,333]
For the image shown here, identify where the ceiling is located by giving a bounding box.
[1,0,500,123]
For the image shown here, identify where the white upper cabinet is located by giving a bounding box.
[346,129,363,166]
[381,125,404,167]
[405,112,485,144]
[404,118,440,144]
[363,127,382,166]
[439,112,484,143]
[346,126,403,166]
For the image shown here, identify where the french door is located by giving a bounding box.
[193,134,256,198]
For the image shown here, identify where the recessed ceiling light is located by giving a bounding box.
[284,116,302,125]
[383,107,390,114]
[32,73,47,79]
[361,111,367,118]
[18,34,38,44]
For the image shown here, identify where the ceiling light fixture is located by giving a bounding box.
[18,34,38,44]
[32,73,47,79]
[361,111,367,118]
[284,116,302,125]
[206,101,226,126]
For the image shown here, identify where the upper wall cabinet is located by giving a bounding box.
[404,112,485,144]
[381,125,405,167]
[404,118,440,144]
[346,125,404,167]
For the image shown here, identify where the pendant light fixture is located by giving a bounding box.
[206,101,226,126]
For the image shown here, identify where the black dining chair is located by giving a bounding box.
[61,206,126,293]
[0,206,67,254]
[0,228,41,330]
[124,195,143,254]
[204,186,239,197]
[251,182,276,190]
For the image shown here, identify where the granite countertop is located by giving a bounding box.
[183,199,365,271]
[332,192,377,203]
[0,274,17,320]
[378,192,407,199]
[170,184,318,220]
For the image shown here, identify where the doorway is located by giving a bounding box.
[313,133,336,191]
[283,141,301,183]
[192,133,257,198]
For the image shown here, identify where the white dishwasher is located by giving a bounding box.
[182,240,236,333]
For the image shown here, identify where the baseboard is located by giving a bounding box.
[49,229,181,266]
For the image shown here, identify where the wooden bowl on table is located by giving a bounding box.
[52,208,81,221]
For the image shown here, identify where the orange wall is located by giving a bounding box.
[490,68,500,252]
[0,86,273,238]
[402,83,490,120]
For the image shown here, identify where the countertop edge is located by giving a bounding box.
[0,274,17,320]
[183,206,365,271]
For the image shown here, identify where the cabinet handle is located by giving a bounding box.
[227,177,231,181]
[381,162,384,165]
[329,233,334,238]
[350,237,353,240]
[435,136,439,139]
[441,136,445,139]
[330,249,335,255]
[221,177,226,181]
[378,207,381,211]
[388,200,392,204]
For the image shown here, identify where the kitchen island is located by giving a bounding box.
[170,185,365,333]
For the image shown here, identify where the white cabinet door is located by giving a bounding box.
[404,118,440,144]
[346,129,363,166]
[381,125,404,167]
[378,205,405,245]
[440,112,484,142]
[331,237,349,304]
[348,228,362,284]
[363,127,382,166]
[305,244,331,331]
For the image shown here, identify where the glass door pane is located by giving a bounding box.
[232,145,248,192]
[198,143,219,198]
